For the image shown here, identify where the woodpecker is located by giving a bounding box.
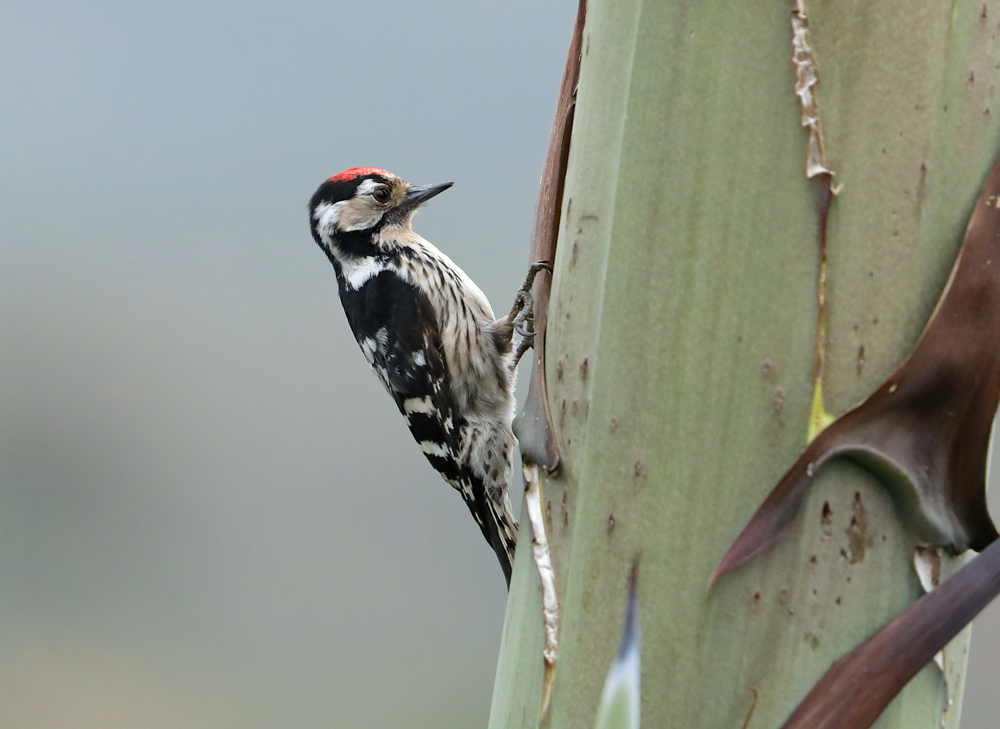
[308,167,549,586]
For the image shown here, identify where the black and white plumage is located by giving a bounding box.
[308,167,543,586]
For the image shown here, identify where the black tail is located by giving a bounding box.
[461,479,518,588]
[486,496,518,588]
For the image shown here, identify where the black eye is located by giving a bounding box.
[372,187,391,203]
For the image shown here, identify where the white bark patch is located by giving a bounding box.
[791,1,833,178]
[914,545,957,727]
[524,463,560,724]
[914,545,942,594]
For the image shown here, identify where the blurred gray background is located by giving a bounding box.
[1,2,997,728]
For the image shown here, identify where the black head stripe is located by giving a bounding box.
[310,173,392,209]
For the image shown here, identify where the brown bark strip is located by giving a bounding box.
[739,686,759,729]
[512,0,586,472]
[710,151,1000,589]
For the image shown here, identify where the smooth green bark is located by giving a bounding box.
[491,2,1000,727]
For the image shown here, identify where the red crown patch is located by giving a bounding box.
[328,167,392,182]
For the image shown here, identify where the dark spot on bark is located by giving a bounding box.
[846,491,869,563]
[634,459,643,477]
[607,512,615,532]
[556,357,564,381]
[571,238,580,268]
[561,490,569,529]
[579,357,588,379]
[809,554,818,564]
[571,399,578,417]
[609,416,618,433]
[857,344,866,375]
[773,388,785,413]
[560,399,566,428]
[969,70,976,85]
[821,501,833,536]
[761,360,773,378]
[546,499,552,525]
[751,591,761,610]
[836,596,842,605]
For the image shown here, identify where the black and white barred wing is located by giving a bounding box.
[340,270,514,581]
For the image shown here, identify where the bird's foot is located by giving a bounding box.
[509,261,551,366]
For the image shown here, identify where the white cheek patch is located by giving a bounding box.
[313,201,348,244]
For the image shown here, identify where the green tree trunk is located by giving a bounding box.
[490,1,1000,727]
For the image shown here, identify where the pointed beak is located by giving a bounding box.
[402,181,453,210]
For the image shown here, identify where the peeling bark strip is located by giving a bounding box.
[709,152,1000,589]
[791,0,837,442]
[523,464,560,725]
[777,537,1000,729]
[791,0,831,178]
[511,0,587,471]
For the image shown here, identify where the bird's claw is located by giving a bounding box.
[509,261,551,367]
